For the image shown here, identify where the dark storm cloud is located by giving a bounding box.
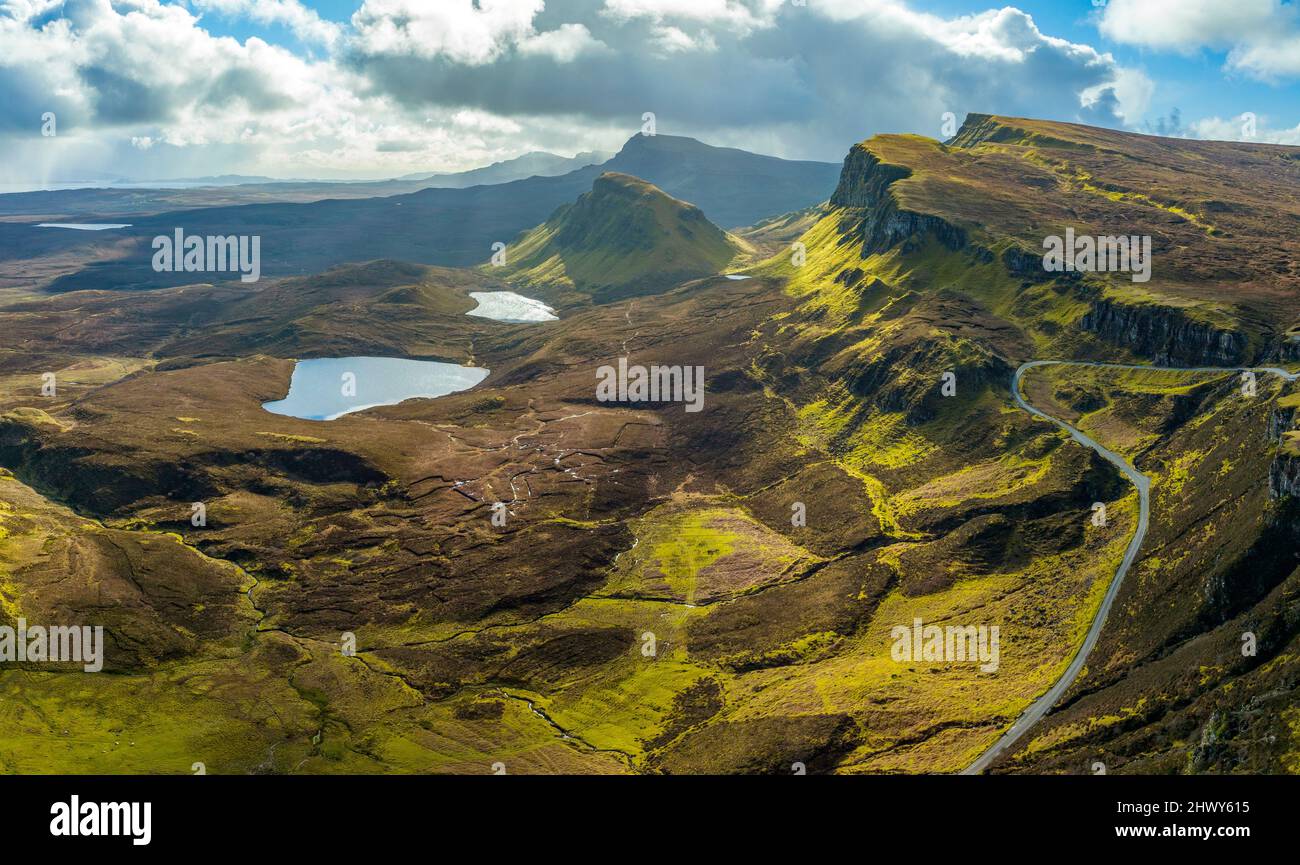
[0,66,79,133]
[346,47,810,129]
[202,66,298,113]
[79,65,178,125]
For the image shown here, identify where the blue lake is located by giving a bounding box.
[262,357,489,421]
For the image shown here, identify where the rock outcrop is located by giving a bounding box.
[1269,451,1300,499]
[1268,405,1297,443]
[1079,297,1249,366]
[829,145,966,256]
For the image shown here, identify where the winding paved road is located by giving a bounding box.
[961,360,1298,775]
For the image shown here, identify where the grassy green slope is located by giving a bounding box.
[493,172,750,305]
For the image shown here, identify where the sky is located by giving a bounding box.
[3,0,1300,185]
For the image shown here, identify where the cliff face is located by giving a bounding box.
[0,409,385,516]
[1268,405,1297,443]
[809,115,1300,370]
[821,136,1267,369]
[829,145,966,256]
[1269,453,1300,499]
[1079,297,1250,366]
[1001,246,1075,283]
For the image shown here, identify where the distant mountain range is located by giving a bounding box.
[9,134,841,292]
[400,150,611,187]
[144,174,283,186]
[0,138,804,220]
[0,152,612,204]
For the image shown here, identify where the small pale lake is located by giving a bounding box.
[466,291,557,322]
[262,357,489,421]
[36,223,132,230]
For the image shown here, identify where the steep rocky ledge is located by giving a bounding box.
[1079,297,1249,366]
[1269,451,1300,499]
[829,145,966,255]
[1001,245,1078,284]
[825,125,1284,371]
[1269,405,1297,443]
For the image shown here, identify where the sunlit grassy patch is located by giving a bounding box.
[722,494,1134,773]
[600,499,819,604]
[892,452,1051,517]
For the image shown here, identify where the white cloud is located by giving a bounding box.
[518,23,607,62]
[1230,35,1300,79]
[347,0,608,65]
[789,2,1151,130]
[194,0,343,48]
[1099,0,1300,79]
[1098,0,1278,50]
[649,25,718,54]
[0,0,479,178]
[350,0,541,64]
[1082,67,1154,125]
[0,0,1160,181]
[601,0,777,34]
[449,109,523,136]
[1187,113,1300,144]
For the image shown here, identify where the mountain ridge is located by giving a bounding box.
[762,113,1300,367]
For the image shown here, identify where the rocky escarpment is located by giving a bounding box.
[1079,298,1249,366]
[1269,405,1297,442]
[823,135,1265,372]
[1000,245,1084,285]
[829,145,966,256]
[826,142,1258,370]
[947,112,1104,154]
[1270,449,1300,499]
